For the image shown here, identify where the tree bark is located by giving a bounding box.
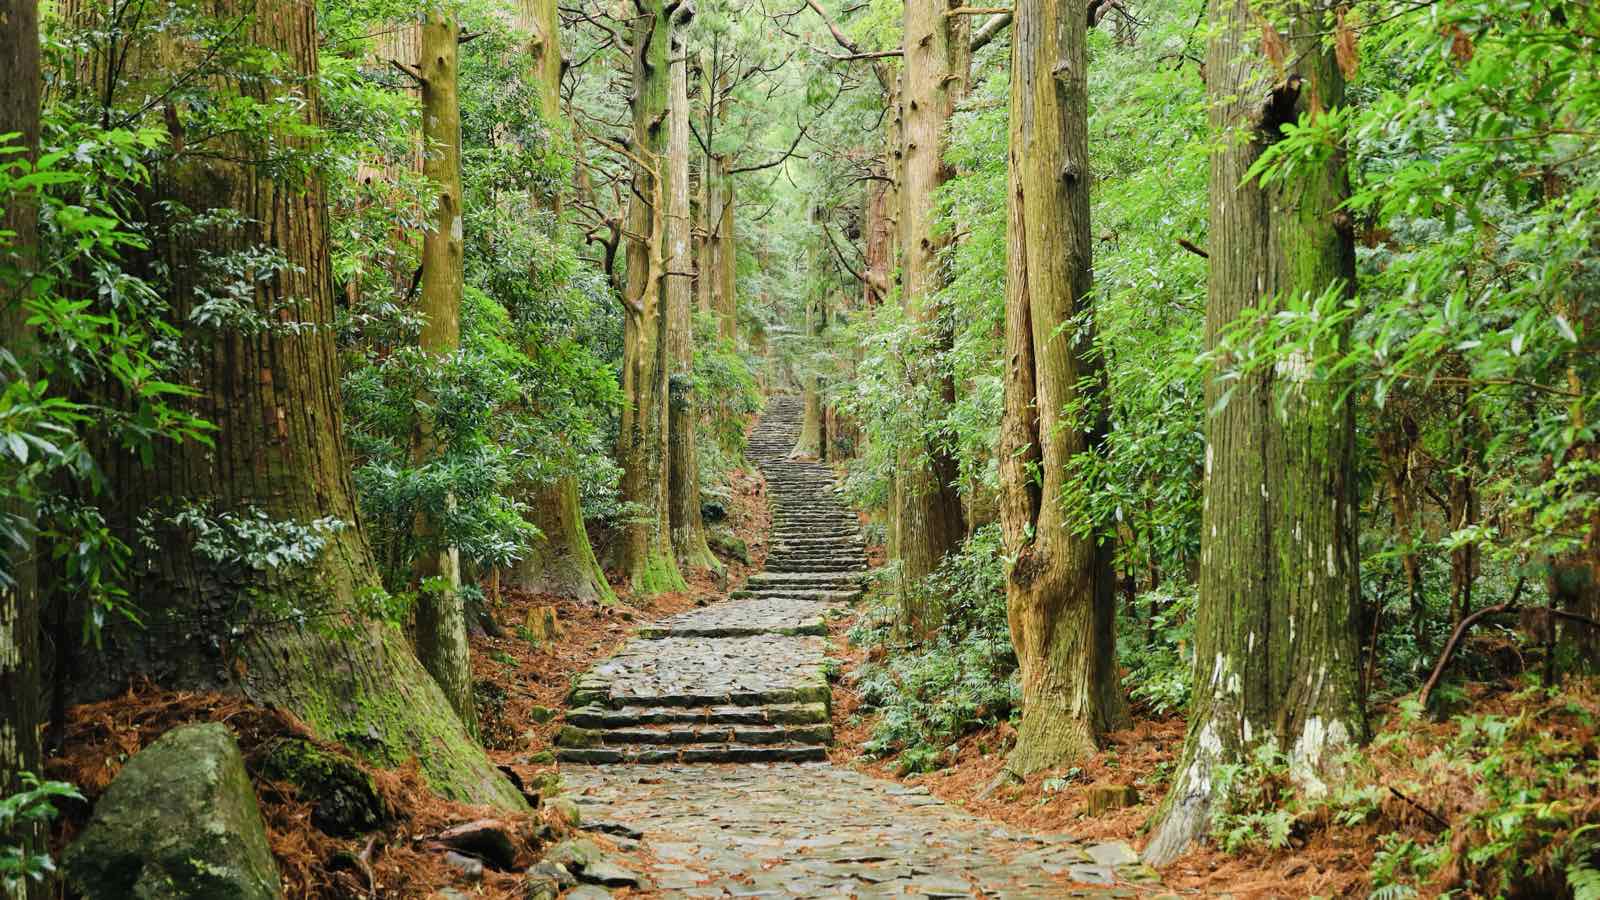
[1143,0,1366,864]
[665,35,719,573]
[502,0,617,606]
[411,11,477,737]
[65,0,521,810]
[616,0,687,595]
[791,296,827,459]
[999,0,1129,777]
[1,2,45,893]
[894,0,968,597]
[714,158,737,341]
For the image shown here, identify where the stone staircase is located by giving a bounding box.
[556,395,866,764]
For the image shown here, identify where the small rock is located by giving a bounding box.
[64,723,281,900]
[433,818,520,871]
[545,796,581,828]
[545,837,604,872]
[443,851,484,882]
[1085,841,1139,867]
[579,859,646,888]
[528,706,558,724]
[1116,862,1164,884]
[526,860,578,895]
[527,749,557,766]
[565,886,612,900]
[258,737,388,837]
[1086,783,1140,816]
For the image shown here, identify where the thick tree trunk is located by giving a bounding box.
[999,0,1129,777]
[617,0,686,595]
[511,477,617,604]
[665,41,719,573]
[1144,0,1366,864]
[411,12,477,736]
[68,0,520,810]
[1,3,44,893]
[894,0,968,594]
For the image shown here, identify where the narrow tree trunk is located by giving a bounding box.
[714,158,737,341]
[665,38,719,573]
[411,11,477,736]
[1144,0,1366,864]
[791,297,826,459]
[1,3,45,893]
[617,0,686,595]
[1376,415,1424,646]
[65,0,520,810]
[999,0,1129,776]
[894,0,969,595]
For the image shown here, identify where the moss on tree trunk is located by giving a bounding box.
[999,0,1129,777]
[617,0,687,596]
[63,0,521,811]
[894,0,968,600]
[1143,0,1367,865]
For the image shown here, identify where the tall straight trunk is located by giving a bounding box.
[714,158,737,342]
[617,0,686,595]
[791,296,826,458]
[411,11,476,736]
[895,0,968,596]
[65,0,520,809]
[1000,0,1129,776]
[1144,0,1366,864]
[1,3,44,893]
[665,37,718,572]
[1376,415,1424,644]
[505,0,616,605]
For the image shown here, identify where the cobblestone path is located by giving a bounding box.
[557,397,1158,897]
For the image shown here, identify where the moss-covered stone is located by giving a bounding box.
[258,737,388,836]
[65,723,282,900]
[556,725,601,748]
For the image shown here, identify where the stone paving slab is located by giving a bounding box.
[564,763,1156,898]
[638,597,834,638]
[571,634,830,708]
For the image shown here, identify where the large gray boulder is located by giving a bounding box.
[65,722,283,899]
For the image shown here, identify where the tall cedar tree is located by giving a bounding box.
[412,9,478,735]
[67,0,522,809]
[894,0,968,610]
[1143,0,1367,864]
[617,0,688,594]
[1,0,45,892]
[507,0,617,605]
[999,0,1130,775]
[665,27,720,573]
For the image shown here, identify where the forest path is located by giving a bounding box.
[557,398,1155,897]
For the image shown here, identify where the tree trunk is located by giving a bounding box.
[511,477,617,604]
[616,0,686,595]
[1,3,45,893]
[66,0,521,810]
[665,38,718,573]
[1375,414,1424,647]
[1143,0,1366,864]
[999,0,1129,777]
[411,11,477,737]
[791,296,826,459]
[714,158,737,342]
[501,0,617,606]
[894,0,968,595]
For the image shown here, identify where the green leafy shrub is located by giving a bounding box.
[850,526,1018,770]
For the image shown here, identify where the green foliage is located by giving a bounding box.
[0,773,81,894]
[850,526,1017,770]
[1117,584,1197,716]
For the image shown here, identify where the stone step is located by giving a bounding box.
[730,588,860,604]
[559,722,833,747]
[766,562,867,574]
[565,701,828,728]
[556,743,829,765]
[746,572,864,587]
